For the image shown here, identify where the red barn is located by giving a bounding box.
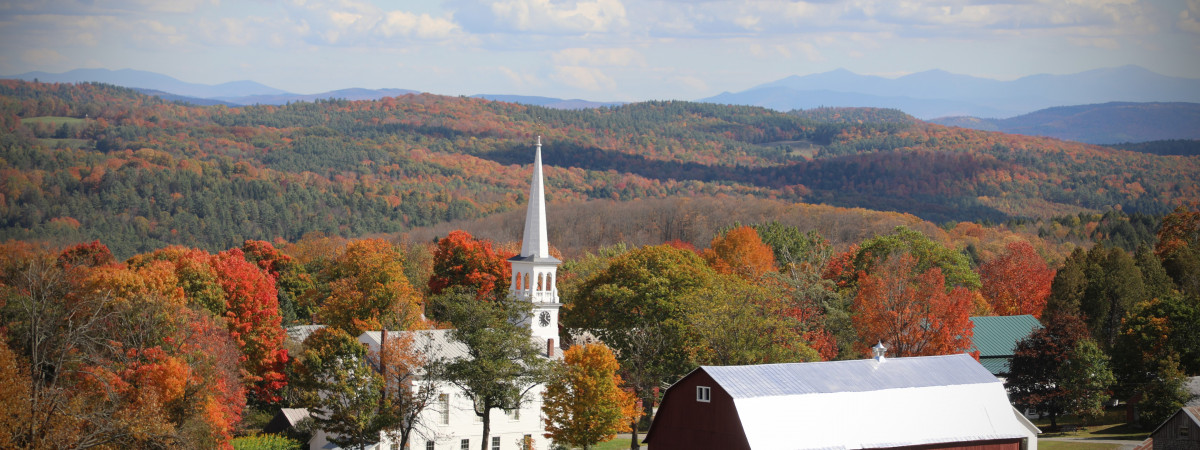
[643,352,1039,450]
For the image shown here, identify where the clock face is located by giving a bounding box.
[539,311,551,327]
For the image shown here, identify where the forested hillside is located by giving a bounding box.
[2,80,1197,257]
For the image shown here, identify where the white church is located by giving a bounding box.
[291,137,564,450]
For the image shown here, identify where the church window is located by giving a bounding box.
[439,394,450,424]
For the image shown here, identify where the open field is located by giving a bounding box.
[21,116,85,126]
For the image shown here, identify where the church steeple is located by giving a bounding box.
[520,136,551,259]
[509,136,561,345]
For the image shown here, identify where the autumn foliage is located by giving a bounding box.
[212,248,289,404]
[703,226,778,279]
[429,230,513,299]
[308,239,423,335]
[542,344,638,449]
[851,254,976,357]
[980,241,1056,318]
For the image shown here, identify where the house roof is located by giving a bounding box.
[1187,376,1200,407]
[359,329,471,361]
[286,324,327,344]
[279,408,311,426]
[653,353,1038,450]
[358,329,563,365]
[969,315,1042,358]
[703,354,1001,399]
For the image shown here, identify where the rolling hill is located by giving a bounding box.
[930,102,1200,144]
[1,79,1196,257]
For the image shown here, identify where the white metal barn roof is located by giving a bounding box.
[697,353,1039,450]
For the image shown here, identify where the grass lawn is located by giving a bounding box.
[590,438,632,450]
[1032,409,1149,442]
[1038,441,1123,450]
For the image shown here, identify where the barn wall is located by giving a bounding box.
[1151,410,1200,450]
[879,438,1023,450]
[643,370,751,450]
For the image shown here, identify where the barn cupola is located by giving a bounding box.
[872,341,887,362]
[508,136,563,346]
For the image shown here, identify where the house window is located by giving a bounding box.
[506,407,520,420]
[460,439,470,450]
[523,435,532,450]
[426,441,435,450]
[491,436,501,450]
[439,393,450,425]
[696,386,711,402]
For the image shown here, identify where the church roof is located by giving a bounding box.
[516,137,556,261]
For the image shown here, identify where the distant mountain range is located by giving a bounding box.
[7,67,1200,143]
[2,68,617,109]
[930,102,1200,144]
[701,66,1200,119]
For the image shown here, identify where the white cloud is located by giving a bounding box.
[552,47,643,66]
[551,65,616,91]
[21,48,65,65]
[380,11,461,39]
[457,0,628,34]
[1181,0,1200,34]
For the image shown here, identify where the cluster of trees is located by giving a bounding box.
[1007,204,1200,429]
[0,240,287,448]
[3,202,1198,448]
[3,79,1197,259]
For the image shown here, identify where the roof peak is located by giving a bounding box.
[518,137,550,259]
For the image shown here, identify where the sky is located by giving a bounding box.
[2,0,1199,101]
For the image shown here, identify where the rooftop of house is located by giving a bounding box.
[969,315,1043,375]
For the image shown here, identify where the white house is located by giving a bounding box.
[301,137,563,450]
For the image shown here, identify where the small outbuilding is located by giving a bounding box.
[1135,406,1200,450]
[643,352,1040,450]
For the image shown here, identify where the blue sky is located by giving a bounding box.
[2,0,1199,101]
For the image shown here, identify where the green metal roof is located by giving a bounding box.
[969,315,1043,358]
[978,357,1010,376]
[970,315,1042,376]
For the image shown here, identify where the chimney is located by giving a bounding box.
[546,338,555,358]
[872,341,887,363]
[381,329,389,398]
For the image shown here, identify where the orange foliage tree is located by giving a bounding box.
[428,230,513,299]
[0,242,246,448]
[703,225,778,279]
[852,254,976,357]
[980,241,1056,318]
[542,343,638,450]
[211,248,288,404]
[308,239,422,336]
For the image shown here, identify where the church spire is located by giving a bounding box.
[519,136,551,259]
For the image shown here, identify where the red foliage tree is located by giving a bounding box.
[211,248,288,404]
[57,240,116,268]
[851,253,976,357]
[980,241,1056,318]
[428,230,513,299]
